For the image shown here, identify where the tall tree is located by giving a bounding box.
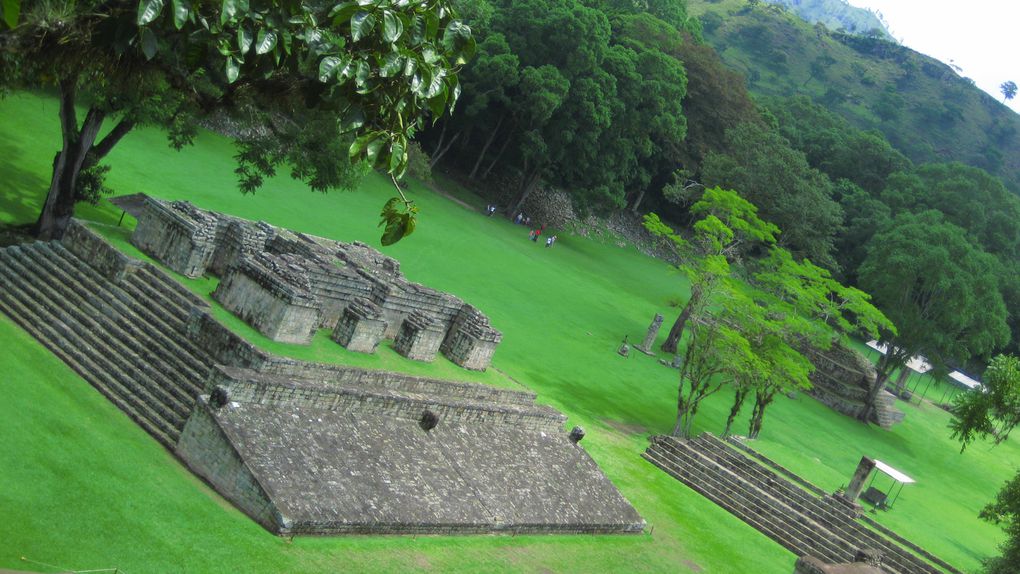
[1,0,474,241]
[1001,80,1017,102]
[644,187,779,354]
[858,211,1010,422]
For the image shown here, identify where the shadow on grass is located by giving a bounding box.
[0,139,49,225]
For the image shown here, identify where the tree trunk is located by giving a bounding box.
[469,114,503,179]
[481,130,514,180]
[859,350,897,423]
[509,167,542,217]
[35,81,106,240]
[893,366,911,396]
[630,188,646,214]
[662,285,702,354]
[429,130,460,169]
[747,391,774,439]
[723,387,749,437]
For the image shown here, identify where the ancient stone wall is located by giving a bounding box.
[186,309,271,371]
[393,310,445,362]
[62,220,138,281]
[331,298,387,352]
[209,367,564,432]
[176,398,282,531]
[256,359,538,406]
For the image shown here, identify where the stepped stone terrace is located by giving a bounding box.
[0,218,643,536]
[131,196,502,370]
[643,433,960,574]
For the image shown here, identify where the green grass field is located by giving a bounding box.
[1,91,1017,573]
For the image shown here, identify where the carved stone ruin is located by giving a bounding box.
[441,305,502,371]
[212,252,320,345]
[394,310,446,362]
[793,550,885,574]
[802,342,905,428]
[635,313,663,355]
[130,197,502,370]
[331,297,387,353]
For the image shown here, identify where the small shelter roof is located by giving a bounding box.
[948,371,982,390]
[873,460,915,484]
[865,341,932,374]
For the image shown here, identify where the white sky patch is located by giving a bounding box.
[846,0,1020,114]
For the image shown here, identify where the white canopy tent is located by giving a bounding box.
[948,371,982,391]
[862,460,915,509]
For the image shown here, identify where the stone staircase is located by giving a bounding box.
[643,434,958,574]
[0,240,215,448]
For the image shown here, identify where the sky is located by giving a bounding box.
[846,0,1020,114]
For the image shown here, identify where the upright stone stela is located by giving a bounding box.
[635,313,664,355]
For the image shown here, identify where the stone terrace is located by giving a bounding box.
[0,221,642,536]
[179,367,645,534]
[643,433,961,574]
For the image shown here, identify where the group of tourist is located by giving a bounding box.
[528,225,558,248]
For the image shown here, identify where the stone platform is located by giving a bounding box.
[0,220,642,536]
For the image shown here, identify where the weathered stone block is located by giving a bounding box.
[441,305,502,371]
[393,311,445,362]
[212,253,320,345]
[331,298,387,353]
[131,199,219,277]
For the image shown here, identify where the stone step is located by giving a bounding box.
[648,439,856,564]
[124,264,197,323]
[647,441,850,562]
[48,243,213,385]
[643,444,847,562]
[6,246,196,422]
[693,435,937,574]
[259,360,540,408]
[0,252,178,447]
[25,244,208,400]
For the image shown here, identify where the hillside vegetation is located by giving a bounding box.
[764,0,892,40]
[689,0,1020,193]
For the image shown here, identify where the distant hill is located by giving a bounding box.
[689,0,1020,193]
[764,0,893,40]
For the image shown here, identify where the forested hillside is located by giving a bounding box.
[432,0,1020,368]
[689,0,1020,194]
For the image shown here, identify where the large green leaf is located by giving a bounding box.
[255,29,277,54]
[351,11,375,42]
[329,1,357,24]
[339,105,365,133]
[378,51,402,77]
[442,20,474,64]
[225,56,240,83]
[381,10,403,43]
[1,0,20,29]
[318,55,341,82]
[137,0,165,26]
[237,27,253,54]
[221,0,238,25]
[170,0,190,29]
[141,27,158,59]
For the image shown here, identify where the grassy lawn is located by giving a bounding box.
[1,91,1016,572]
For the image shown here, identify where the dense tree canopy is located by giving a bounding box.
[1,0,475,241]
[858,211,1010,421]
